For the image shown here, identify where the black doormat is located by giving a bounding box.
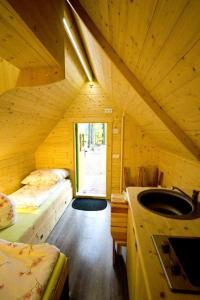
[72,198,107,211]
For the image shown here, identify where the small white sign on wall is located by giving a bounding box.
[113,128,119,134]
[104,108,112,113]
[112,153,120,159]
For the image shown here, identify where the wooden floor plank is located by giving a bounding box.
[47,201,129,300]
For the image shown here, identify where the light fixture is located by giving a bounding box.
[63,17,93,81]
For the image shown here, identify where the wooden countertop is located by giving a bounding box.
[127,187,200,300]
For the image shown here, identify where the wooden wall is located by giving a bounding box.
[156,150,200,195]
[0,153,35,194]
[36,82,123,196]
[123,115,200,194]
[1,0,200,197]
[0,77,84,193]
[0,29,85,194]
[123,115,158,186]
[35,102,200,196]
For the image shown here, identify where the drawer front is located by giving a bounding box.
[111,212,127,227]
[31,221,52,244]
[111,226,127,241]
[111,207,128,214]
[111,201,128,241]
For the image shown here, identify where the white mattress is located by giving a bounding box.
[9,179,71,208]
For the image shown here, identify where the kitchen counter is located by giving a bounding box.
[127,187,200,300]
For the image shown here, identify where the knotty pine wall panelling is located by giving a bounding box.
[123,115,158,186]
[36,82,123,197]
[0,153,35,194]
[0,42,84,194]
[156,150,200,195]
[77,0,200,161]
[123,116,200,194]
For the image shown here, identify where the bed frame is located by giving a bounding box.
[51,258,69,300]
[0,182,73,244]
[0,182,72,299]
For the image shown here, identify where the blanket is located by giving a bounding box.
[0,239,59,300]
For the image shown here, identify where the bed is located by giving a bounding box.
[0,239,69,300]
[0,169,72,299]
[42,253,69,300]
[0,179,72,243]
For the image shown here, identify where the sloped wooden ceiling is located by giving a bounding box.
[71,0,200,161]
[0,0,66,87]
[0,1,85,159]
[6,0,65,68]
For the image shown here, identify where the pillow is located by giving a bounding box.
[21,169,69,186]
[30,169,69,179]
[0,193,16,229]
[21,173,60,186]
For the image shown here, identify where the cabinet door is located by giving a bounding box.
[135,256,149,300]
[126,208,137,300]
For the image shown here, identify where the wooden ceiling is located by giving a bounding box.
[0,0,60,69]
[7,0,65,68]
[0,58,20,95]
[0,37,85,159]
[0,1,85,159]
[73,0,200,161]
[0,52,84,160]
[1,0,200,163]
[0,78,83,159]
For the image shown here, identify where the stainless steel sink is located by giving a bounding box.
[137,189,199,219]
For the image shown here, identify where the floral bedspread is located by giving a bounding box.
[0,239,59,300]
[0,193,16,229]
[9,185,51,208]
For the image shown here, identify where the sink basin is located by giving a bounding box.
[137,189,197,219]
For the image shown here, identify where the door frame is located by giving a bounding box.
[73,120,112,199]
[74,123,79,193]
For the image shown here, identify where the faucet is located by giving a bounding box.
[192,190,200,206]
[172,186,200,206]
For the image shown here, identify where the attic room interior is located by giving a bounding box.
[0,0,200,299]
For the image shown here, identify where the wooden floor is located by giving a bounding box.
[47,201,129,300]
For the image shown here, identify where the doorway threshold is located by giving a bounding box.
[76,192,106,199]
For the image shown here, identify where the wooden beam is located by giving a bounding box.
[17,66,65,87]
[66,0,200,161]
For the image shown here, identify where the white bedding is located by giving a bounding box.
[9,179,71,209]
